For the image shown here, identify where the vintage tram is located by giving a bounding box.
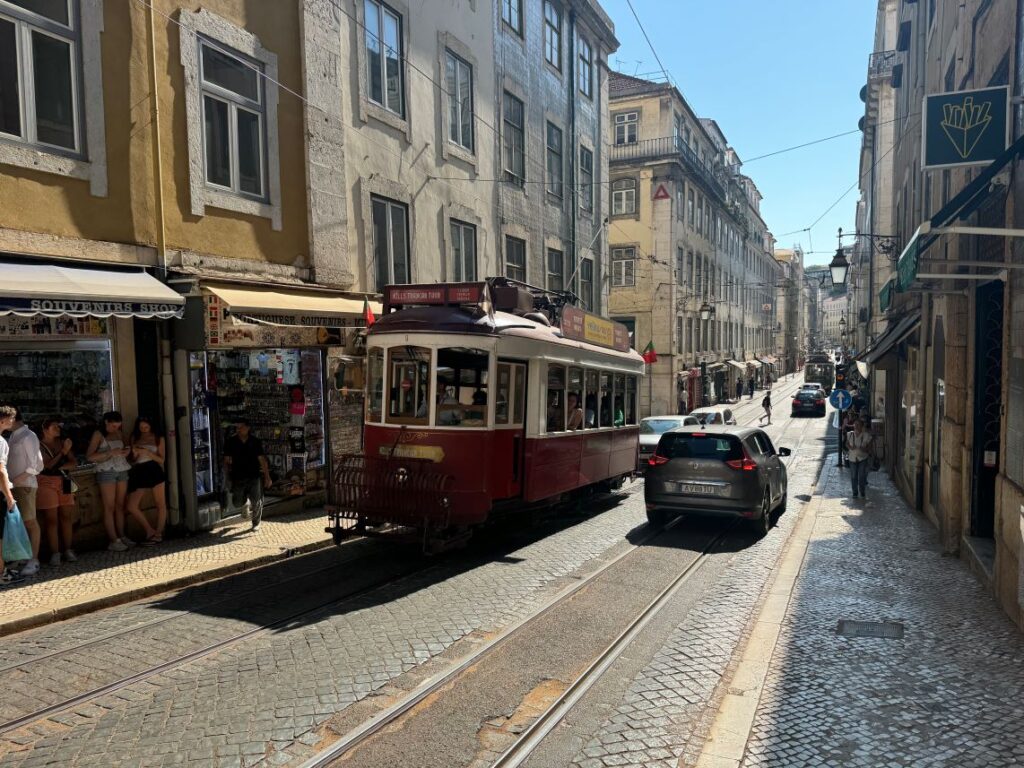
[326,279,644,551]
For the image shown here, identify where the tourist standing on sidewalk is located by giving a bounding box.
[125,417,165,545]
[87,411,136,551]
[8,411,42,576]
[0,406,21,586]
[223,418,272,533]
[37,417,78,565]
[758,391,772,425]
[846,419,873,498]
[747,378,755,400]
[736,379,743,402]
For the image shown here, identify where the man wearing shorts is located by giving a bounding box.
[8,410,43,576]
[0,406,21,585]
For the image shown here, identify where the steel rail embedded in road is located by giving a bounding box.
[296,514,721,768]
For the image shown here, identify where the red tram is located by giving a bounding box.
[327,279,644,550]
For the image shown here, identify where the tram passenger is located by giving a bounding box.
[613,397,625,427]
[566,393,584,430]
[438,387,460,425]
[547,392,564,432]
[584,395,597,428]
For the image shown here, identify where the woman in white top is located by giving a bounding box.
[87,411,141,551]
[846,418,874,498]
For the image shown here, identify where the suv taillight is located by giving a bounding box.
[792,399,801,406]
[648,454,670,466]
[726,458,758,471]
[815,399,825,405]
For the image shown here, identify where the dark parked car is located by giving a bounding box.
[791,390,826,417]
[644,427,790,536]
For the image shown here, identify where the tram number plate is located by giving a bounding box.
[676,483,717,495]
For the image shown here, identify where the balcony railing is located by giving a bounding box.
[610,136,726,201]
[868,50,897,80]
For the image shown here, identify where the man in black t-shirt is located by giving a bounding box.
[223,418,271,532]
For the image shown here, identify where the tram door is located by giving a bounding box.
[496,361,528,497]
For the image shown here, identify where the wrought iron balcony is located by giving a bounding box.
[610,136,726,201]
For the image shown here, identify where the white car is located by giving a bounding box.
[688,406,738,426]
[639,415,700,468]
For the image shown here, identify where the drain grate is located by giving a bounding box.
[836,619,905,639]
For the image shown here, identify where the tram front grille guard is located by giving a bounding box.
[328,454,453,528]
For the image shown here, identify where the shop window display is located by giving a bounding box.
[188,348,325,507]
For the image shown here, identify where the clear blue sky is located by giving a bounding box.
[601,0,877,266]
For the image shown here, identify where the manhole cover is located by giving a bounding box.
[836,619,904,639]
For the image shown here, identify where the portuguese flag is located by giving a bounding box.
[642,341,658,364]
[363,297,376,327]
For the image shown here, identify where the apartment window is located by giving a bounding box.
[613,316,636,343]
[611,178,636,215]
[0,0,80,152]
[686,251,693,287]
[547,248,564,291]
[501,0,522,35]
[687,318,694,355]
[199,41,266,198]
[546,121,563,198]
[371,196,410,289]
[687,189,695,227]
[579,145,593,212]
[444,50,473,151]
[502,91,525,184]
[676,316,684,354]
[450,219,476,282]
[364,0,404,116]
[505,235,526,282]
[675,182,683,219]
[676,248,684,285]
[696,197,703,235]
[578,35,592,98]
[695,254,703,297]
[611,247,635,287]
[543,1,561,70]
[614,111,638,145]
[579,258,594,311]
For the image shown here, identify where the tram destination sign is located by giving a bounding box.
[560,305,631,353]
[384,283,486,309]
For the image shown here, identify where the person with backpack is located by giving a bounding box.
[758,390,772,425]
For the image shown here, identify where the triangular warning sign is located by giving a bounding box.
[653,183,670,200]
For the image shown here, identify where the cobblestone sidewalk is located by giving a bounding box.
[0,508,331,635]
[733,464,1024,767]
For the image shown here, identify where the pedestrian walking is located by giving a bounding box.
[37,417,78,566]
[7,410,42,576]
[758,391,772,425]
[86,411,135,551]
[735,378,743,403]
[223,418,272,532]
[747,378,755,400]
[124,417,166,545]
[0,405,22,586]
[847,418,873,498]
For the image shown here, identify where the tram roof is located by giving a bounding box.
[368,305,645,365]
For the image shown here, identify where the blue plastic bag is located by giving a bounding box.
[2,504,33,563]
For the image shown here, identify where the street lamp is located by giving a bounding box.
[830,228,851,287]
[699,301,712,321]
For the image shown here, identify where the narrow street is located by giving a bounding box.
[0,378,830,768]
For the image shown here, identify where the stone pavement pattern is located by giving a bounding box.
[739,465,1024,768]
[0,487,648,768]
[0,507,330,631]
[569,450,823,768]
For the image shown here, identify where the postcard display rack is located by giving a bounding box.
[188,348,327,507]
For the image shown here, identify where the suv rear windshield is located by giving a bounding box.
[657,433,744,461]
[796,391,821,401]
[640,419,684,435]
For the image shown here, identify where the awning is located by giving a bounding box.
[205,284,382,328]
[887,132,1024,300]
[861,311,921,365]
[725,359,747,372]
[757,355,778,365]
[0,262,184,319]
[706,362,726,371]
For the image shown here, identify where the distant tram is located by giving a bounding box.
[327,279,644,551]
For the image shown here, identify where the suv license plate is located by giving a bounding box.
[676,483,716,495]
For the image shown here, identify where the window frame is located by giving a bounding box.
[385,346,431,426]
[449,218,477,282]
[364,0,405,118]
[577,34,592,98]
[547,247,564,292]
[611,177,637,216]
[444,48,473,152]
[545,120,563,199]
[579,144,593,213]
[371,194,411,289]
[611,247,635,288]
[502,90,525,185]
[501,0,522,36]
[614,111,638,145]
[543,0,562,71]
[505,234,526,282]
[579,257,594,311]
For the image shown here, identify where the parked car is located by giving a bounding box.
[639,415,700,470]
[644,427,790,536]
[688,406,737,426]
[791,390,826,417]
[797,383,822,393]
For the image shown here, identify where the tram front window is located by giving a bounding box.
[435,348,490,427]
[387,347,430,425]
[367,348,384,423]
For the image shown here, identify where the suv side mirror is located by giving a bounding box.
[778,447,792,457]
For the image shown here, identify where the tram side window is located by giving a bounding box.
[567,367,584,430]
[547,365,566,432]
[513,365,526,424]
[599,371,611,427]
[436,347,490,427]
[496,364,511,425]
[625,375,638,425]
[387,347,430,425]
[584,370,599,428]
[367,348,384,423]
[613,374,625,426]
